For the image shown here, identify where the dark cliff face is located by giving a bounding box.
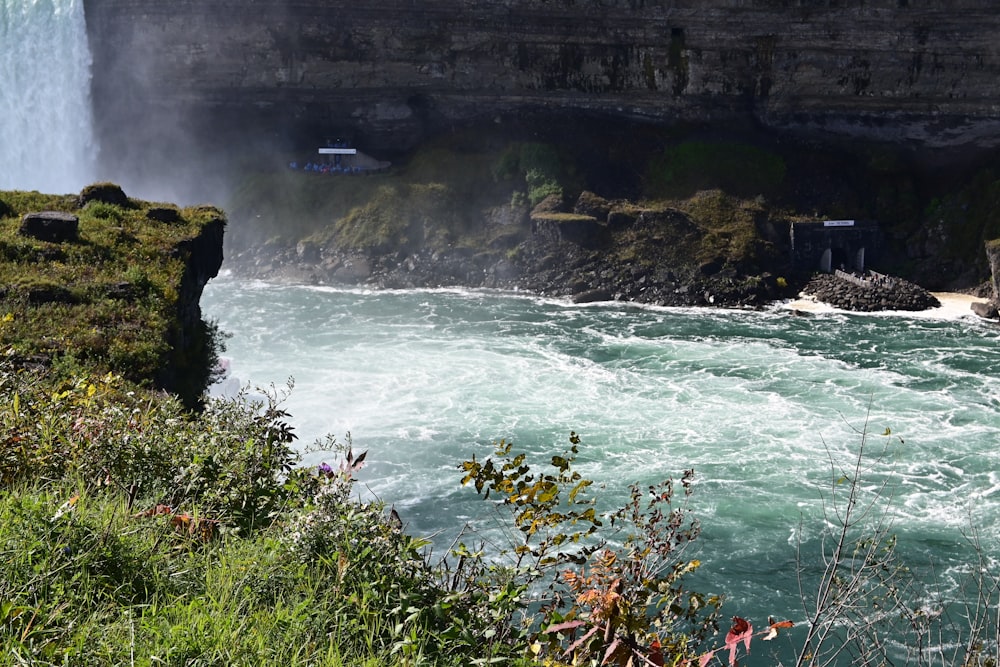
[84,0,1000,186]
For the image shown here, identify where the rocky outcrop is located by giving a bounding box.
[173,209,225,334]
[1,185,227,408]
[971,300,998,320]
[84,0,1000,190]
[160,208,226,406]
[977,239,1000,319]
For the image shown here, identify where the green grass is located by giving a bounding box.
[0,360,525,666]
[0,480,464,666]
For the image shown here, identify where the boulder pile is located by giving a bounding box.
[802,272,940,311]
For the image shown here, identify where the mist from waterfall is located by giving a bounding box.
[1,0,97,194]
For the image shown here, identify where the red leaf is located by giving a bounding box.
[725,617,753,667]
[648,638,665,667]
[543,619,587,634]
[601,636,621,665]
[564,624,601,655]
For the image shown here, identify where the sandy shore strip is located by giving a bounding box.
[782,292,991,319]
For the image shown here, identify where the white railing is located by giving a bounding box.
[834,269,896,289]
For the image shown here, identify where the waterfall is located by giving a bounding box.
[1,0,97,194]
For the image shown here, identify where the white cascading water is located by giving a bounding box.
[0,0,96,193]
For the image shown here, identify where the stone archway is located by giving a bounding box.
[831,246,849,272]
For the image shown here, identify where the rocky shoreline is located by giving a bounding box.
[225,186,999,318]
[226,241,996,317]
[227,227,791,310]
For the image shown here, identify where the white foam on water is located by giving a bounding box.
[1,0,97,192]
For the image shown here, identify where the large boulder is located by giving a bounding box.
[573,191,611,221]
[78,182,130,209]
[19,211,79,243]
[802,272,941,312]
[971,300,998,320]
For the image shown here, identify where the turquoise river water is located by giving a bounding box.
[202,276,1000,662]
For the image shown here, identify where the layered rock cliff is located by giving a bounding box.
[84,0,1000,174]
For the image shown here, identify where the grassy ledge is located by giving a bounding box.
[0,184,225,407]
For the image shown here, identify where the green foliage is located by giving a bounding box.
[492,145,522,182]
[0,478,478,666]
[645,141,786,200]
[920,168,1000,266]
[0,363,299,531]
[491,142,568,207]
[82,200,126,224]
[0,359,525,665]
[677,190,773,267]
[334,185,411,250]
[459,433,722,665]
[461,434,603,569]
[521,143,566,207]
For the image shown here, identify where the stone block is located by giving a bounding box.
[19,211,79,243]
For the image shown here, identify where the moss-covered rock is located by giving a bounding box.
[77,182,131,209]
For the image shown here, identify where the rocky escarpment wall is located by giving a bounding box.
[160,212,226,405]
[83,0,1000,178]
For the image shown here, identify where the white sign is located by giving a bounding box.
[318,148,357,155]
[823,219,855,227]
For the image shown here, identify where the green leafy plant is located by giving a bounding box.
[460,433,724,666]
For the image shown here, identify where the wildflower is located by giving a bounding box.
[50,494,80,521]
[318,462,334,478]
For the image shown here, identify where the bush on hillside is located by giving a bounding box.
[645,141,786,200]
